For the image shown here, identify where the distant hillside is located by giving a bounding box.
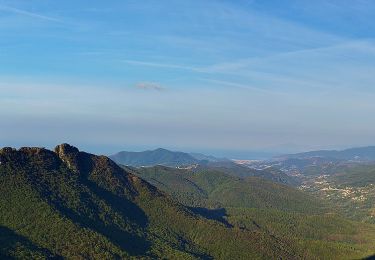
[133,165,375,259]
[111,148,297,185]
[110,148,200,167]
[135,165,320,212]
[189,152,228,162]
[278,146,375,161]
[300,163,375,223]
[198,161,299,186]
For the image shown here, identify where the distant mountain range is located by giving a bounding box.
[109,148,296,185]
[189,152,228,162]
[110,148,226,167]
[277,146,375,161]
[111,146,375,169]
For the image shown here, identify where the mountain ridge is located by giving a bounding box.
[110,148,201,167]
[277,146,375,161]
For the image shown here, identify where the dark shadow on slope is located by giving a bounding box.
[47,180,151,257]
[364,256,375,260]
[83,178,149,228]
[187,207,233,228]
[82,179,216,259]
[27,150,152,256]
[0,226,60,259]
[151,232,214,260]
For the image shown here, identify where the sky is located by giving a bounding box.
[1,0,375,158]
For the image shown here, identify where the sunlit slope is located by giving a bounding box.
[135,165,322,212]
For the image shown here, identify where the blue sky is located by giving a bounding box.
[1,0,375,158]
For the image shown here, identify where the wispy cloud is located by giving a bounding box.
[0,5,62,23]
[123,59,201,72]
[135,82,166,91]
[203,40,375,73]
[198,79,270,93]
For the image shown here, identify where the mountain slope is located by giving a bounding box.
[0,226,56,259]
[135,166,322,212]
[300,163,375,223]
[2,144,375,259]
[189,153,228,162]
[110,149,297,185]
[110,148,200,167]
[0,144,304,259]
[197,161,298,186]
[134,165,375,259]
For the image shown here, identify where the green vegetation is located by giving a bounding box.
[0,144,299,259]
[226,208,375,259]
[135,166,321,212]
[0,226,55,259]
[300,164,375,223]
[1,144,375,259]
[135,165,375,259]
[332,164,375,187]
[196,161,298,185]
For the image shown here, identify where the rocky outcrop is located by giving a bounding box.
[54,143,80,172]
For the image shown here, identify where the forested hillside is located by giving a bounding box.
[0,144,310,259]
[134,165,375,259]
[135,166,318,211]
[1,144,375,259]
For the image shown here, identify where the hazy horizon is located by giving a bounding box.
[1,0,375,155]
[2,141,374,161]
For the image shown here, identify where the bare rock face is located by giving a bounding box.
[54,143,80,172]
